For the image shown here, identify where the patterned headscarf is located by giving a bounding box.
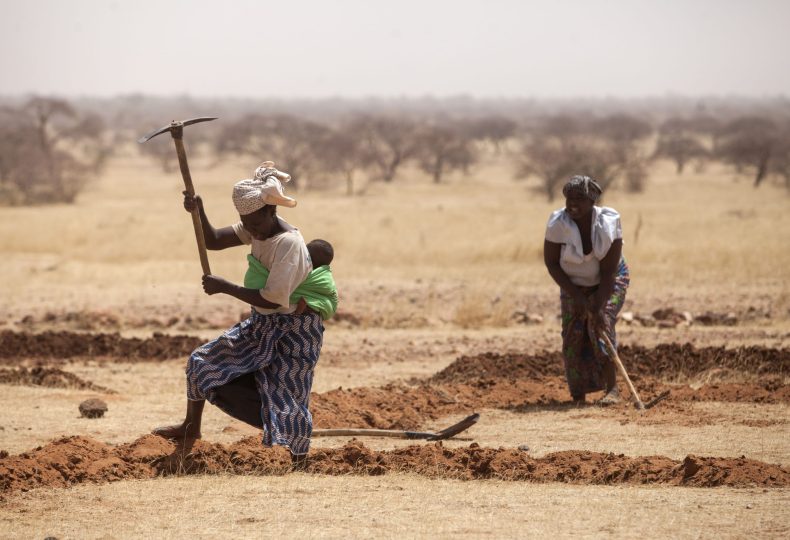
[562,175,603,202]
[232,162,296,215]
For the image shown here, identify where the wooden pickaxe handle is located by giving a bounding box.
[172,134,211,276]
[598,330,645,410]
[138,118,217,276]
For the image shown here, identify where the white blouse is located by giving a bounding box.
[544,206,623,287]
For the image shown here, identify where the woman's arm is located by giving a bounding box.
[199,233,311,310]
[183,192,243,250]
[589,238,623,324]
[544,240,587,311]
[201,275,281,309]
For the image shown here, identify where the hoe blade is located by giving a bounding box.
[427,412,480,441]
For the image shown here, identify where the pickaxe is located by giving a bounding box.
[138,117,217,275]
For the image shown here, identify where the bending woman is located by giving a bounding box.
[543,175,630,404]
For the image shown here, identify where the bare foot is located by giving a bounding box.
[291,453,309,471]
[596,388,621,406]
[152,421,201,441]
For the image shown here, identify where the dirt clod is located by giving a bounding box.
[0,367,113,392]
[78,399,108,419]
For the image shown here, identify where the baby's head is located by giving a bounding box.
[307,239,334,268]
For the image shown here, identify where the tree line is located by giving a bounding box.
[1,96,789,205]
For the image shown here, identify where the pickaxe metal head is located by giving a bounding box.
[137,117,218,144]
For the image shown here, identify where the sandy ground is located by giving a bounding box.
[0,346,788,463]
[1,156,789,538]
[1,475,786,540]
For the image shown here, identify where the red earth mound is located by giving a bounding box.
[313,379,568,430]
[0,330,203,361]
[311,376,789,432]
[312,347,788,431]
[431,345,789,383]
[1,331,785,427]
[1,435,787,499]
[0,367,113,392]
[17,309,242,333]
[2,331,787,380]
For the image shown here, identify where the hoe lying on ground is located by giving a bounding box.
[212,372,480,441]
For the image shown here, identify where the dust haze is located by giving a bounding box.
[1,1,789,539]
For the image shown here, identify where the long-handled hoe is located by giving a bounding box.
[597,331,670,410]
[312,413,480,441]
[211,373,480,441]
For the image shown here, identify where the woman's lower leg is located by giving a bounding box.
[152,399,205,439]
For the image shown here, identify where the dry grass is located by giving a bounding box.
[1,153,790,538]
[0,154,788,327]
[1,475,788,539]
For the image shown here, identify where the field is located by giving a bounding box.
[1,149,789,539]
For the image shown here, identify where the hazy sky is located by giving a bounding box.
[1,0,788,98]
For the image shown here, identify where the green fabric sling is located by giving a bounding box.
[244,254,338,320]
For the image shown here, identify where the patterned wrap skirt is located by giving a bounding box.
[186,310,324,455]
[559,258,630,397]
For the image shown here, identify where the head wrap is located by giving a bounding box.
[232,162,296,215]
[253,161,292,184]
[562,175,603,202]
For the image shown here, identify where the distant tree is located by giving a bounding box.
[138,135,178,173]
[0,107,38,205]
[593,114,653,148]
[768,123,790,190]
[415,123,476,183]
[541,114,587,139]
[653,117,710,174]
[653,135,709,174]
[516,136,618,201]
[461,116,517,152]
[516,138,576,201]
[623,156,648,193]
[515,115,621,200]
[309,125,365,195]
[350,115,420,182]
[215,114,330,188]
[683,114,721,139]
[593,114,653,192]
[0,97,107,205]
[716,116,778,186]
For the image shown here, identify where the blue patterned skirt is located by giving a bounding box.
[186,310,324,455]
